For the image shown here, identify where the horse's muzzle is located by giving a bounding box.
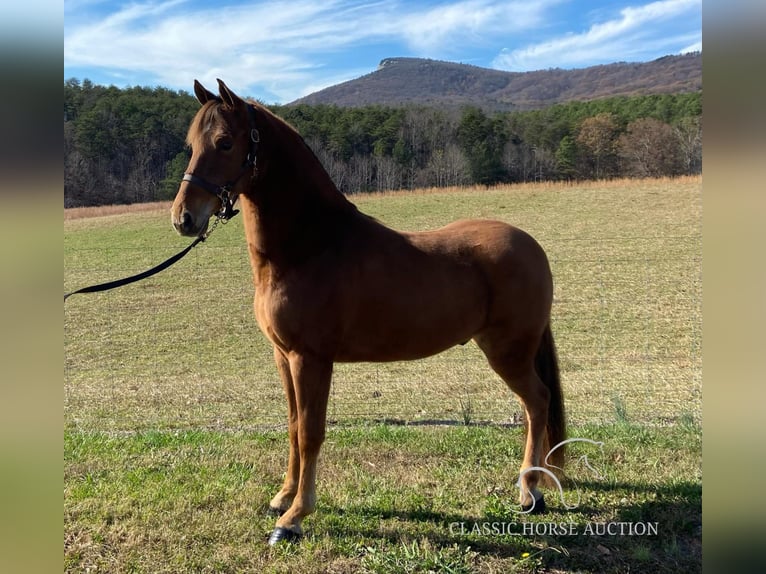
[172,209,208,237]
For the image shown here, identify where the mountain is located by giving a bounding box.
[290,53,701,111]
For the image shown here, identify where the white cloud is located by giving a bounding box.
[679,40,702,53]
[493,0,701,71]
[397,0,563,54]
[65,0,357,100]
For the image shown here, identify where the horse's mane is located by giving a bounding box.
[248,101,329,173]
[249,101,354,210]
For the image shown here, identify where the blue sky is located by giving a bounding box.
[64,0,701,104]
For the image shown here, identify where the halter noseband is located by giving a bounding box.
[181,104,260,221]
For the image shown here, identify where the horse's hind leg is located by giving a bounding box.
[476,333,550,512]
[269,347,300,515]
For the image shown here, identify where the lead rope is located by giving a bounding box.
[63,211,234,302]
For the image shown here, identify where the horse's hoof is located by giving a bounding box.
[267,506,287,517]
[521,495,547,514]
[268,527,302,546]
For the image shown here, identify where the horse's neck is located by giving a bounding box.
[240,154,355,276]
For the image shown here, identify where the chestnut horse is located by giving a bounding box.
[171,80,566,545]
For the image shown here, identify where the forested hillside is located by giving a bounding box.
[64,79,701,207]
[292,54,701,110]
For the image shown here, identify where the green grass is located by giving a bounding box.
[65,423,701,573]
[64,177,701,572]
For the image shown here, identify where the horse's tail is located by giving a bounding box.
[535,322,567,472]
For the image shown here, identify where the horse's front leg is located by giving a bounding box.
[268,353,332,545]
[269,347,300,515]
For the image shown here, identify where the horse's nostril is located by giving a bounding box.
[182,212,193,230]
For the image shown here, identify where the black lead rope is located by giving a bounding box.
[64,234,206,301]
[63,204,241,301]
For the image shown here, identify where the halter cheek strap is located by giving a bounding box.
[181,173,241,221]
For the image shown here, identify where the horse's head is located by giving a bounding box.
[171,79,260,237]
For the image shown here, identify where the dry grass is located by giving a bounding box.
[358,175,701,200]
[64,201,173,220]
[63,177,698,219]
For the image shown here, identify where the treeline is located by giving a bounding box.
[64,79,701,207]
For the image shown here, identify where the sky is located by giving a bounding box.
[64,0,702,105]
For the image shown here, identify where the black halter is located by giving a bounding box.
[181,104,260,221]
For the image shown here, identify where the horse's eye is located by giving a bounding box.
[219,140,233,152]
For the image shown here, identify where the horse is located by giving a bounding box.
[171,79,566,545]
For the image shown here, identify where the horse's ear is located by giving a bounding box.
[217,79,245,109]
[193,80,218,105]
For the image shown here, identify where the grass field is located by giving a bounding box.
[64,176,701,572]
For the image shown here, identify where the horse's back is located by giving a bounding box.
[406,218,551,290]
[407,218,542,260]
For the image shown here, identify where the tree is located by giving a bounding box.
[674,116,702,174]
[159,151,190,200]
[617,117,683,177]
[555,135,578,180]
[576,113,619,179]
[457,107,507,185]
[374,154,402,191]
[425,143,469,188]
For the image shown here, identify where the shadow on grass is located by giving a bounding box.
[312,478,701,573]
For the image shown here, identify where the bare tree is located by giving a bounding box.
[374,154,401,191]
[424,144,469,188]
[674,116,702,174]
[348,154,375,193]
[618,117,684,178]
[306,136,347,192]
